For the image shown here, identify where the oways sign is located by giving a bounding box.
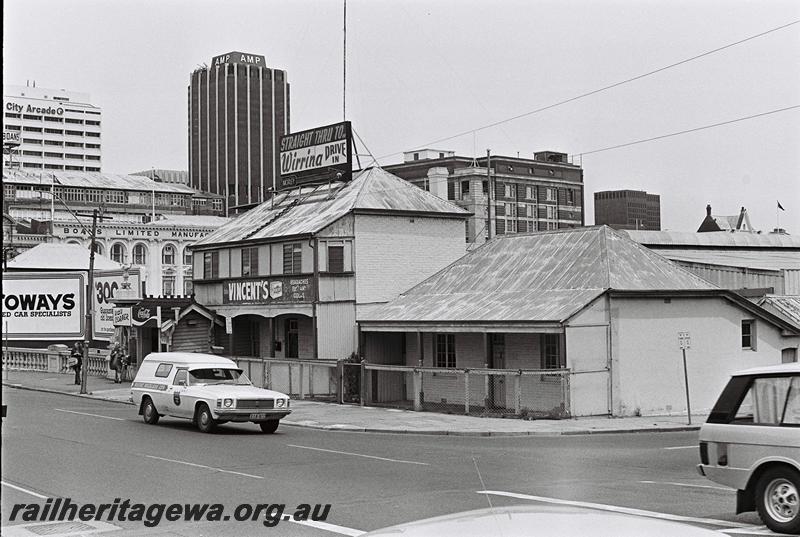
[279,121,352,189]
[1,272,86,340]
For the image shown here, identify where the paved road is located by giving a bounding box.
[0,389,786,536]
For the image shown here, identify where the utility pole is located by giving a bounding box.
[76,208,112,394]
[486,149,493,240]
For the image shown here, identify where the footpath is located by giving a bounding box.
[1,370,704,436]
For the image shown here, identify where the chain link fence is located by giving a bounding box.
[233,357,341,401]
[229,358,571,418]
[364,365,570,418]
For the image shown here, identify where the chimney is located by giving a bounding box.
[706,204,712,216]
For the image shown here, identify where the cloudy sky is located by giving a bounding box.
[4,0,799,232]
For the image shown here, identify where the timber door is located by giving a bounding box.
[285,319,299,358]
[489,334,506,409]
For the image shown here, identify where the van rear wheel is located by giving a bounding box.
[142,397,159,425]
[755,467,800,534]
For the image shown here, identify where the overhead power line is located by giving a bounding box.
[572,104,800,158]
[375,19,800,163]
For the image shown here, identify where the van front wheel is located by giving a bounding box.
[195,403,216,433]
[756,467,800,534]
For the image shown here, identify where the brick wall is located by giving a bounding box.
[354,214,467,306]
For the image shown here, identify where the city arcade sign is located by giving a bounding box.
[222,275,314,305]
[6,101,64,117]
[279,121,352,190]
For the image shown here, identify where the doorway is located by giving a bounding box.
[488,333,506,409]
[285,318,299,358]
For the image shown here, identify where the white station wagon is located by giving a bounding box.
[697,362,800,534]
[131,352,291,434]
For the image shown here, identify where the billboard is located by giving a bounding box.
[279,121,352,189]
[222,275,314,305]
[3,130,21,147]
[1,272,85,340]
[93,269,141,340]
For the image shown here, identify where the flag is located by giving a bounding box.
[777,201,785,211]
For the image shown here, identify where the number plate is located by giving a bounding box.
[250,413,267,420]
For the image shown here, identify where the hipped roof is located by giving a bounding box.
[361,226,719,325]
[6,243,122,271]
[193,167,470,248]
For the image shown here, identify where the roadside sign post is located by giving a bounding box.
[678,331,692,425]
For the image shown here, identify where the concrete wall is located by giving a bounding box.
[353,214,466,308]
[611,296,799,416]
[566,297,611,416]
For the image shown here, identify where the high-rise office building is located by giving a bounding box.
[385,150,584,245]
[594,189,661,230]
[3,83,102,172]
[188,51,290,214]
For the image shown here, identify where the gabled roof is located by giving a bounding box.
[3,169,198,195]
[361,226,718,325]
[757,295,800,331]
[193,167,470,247]
[6,243,122,271]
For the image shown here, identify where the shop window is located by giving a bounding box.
[328,245,344,273]
[110,243,126,263]
[435,334,456,368]
[204,251,219,279]
[283,243,302,274]
[742,320,756,350]
[133,244,147,265]
[242,247,259,276]
[162,244,176,265]
[541,334,563,369]
[162,275,176,296]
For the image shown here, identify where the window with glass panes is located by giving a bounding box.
[283,244,302,274]
[162,275,176,296]
[132,244,147,265]
[203,251,219,279]
[162,245,176,265]
[435,334,456,368]
[110,243,126,263]
[242,247,259,276]
[327,245,344,273]
[541,334,562,369]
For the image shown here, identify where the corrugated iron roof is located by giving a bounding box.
[193,167,470,247]
[661,250,800,271]
[757,295,800,331]
[6,243,122,271]
[3,169,199,195]
[361,226,717,324]
[623,230,800,248]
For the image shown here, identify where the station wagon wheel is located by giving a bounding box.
[756,467,800,534]
[259,420,279,434]
[195,403,216,433]
[142,397,159,425]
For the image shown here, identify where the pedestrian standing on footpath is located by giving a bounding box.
[70,341,83,385]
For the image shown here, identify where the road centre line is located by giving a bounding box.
[1,480,48,499]
[143,455,263,479]
[287,444,430,466]
[639,480,734,492]
[54,408,124,421]
[477,490,751,528]
[290,519,365,536]
[664,445,698,450]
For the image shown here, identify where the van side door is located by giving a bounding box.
[165,369,190,418]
